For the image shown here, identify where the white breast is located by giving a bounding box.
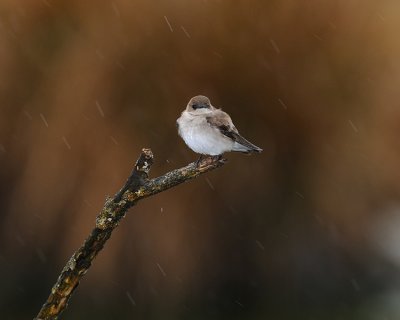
[177,112,234,156]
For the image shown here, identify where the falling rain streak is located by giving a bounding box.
[36,248,47,264]
[126,291,136,306]
[156,263,166,277]
[62,136,71,150]
[181,26,191,38]
[96,101,105,118]
[110,135,118,145]
[278,98,288,110]
[348,120,359,133]
[23,110,32,120]
[255,240,265,251]
[205,177,215,190]
[164,16,173,32]
[40,113,49,127]
[111,2,120,17]
[269,38,280,54]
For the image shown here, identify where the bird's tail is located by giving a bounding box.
[231,132,263,154]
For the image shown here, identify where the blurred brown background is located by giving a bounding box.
[1,0,400,319]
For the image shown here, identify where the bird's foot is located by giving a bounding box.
[213,155,228,164]
[195,154,206,167]
[196,154,226,167]
[212,155,222,162]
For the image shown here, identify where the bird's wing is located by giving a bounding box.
[206,109,237,134]
[206,110,261,152]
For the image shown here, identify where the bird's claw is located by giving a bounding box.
[195,154,205,167]
[196,154,226,167]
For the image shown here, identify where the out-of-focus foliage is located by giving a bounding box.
[1,0,400,319]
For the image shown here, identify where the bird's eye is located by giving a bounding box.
[192,104,199,109]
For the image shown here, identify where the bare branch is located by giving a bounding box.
[35,149,225,320]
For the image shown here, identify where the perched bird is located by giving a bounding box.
[177,95,262,160]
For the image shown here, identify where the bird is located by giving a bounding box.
[177,95,262,162]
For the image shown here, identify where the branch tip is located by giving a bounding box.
[135,148,154,177]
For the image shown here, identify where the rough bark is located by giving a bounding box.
[35,148,225,320]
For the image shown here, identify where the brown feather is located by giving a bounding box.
[206,111,262,153]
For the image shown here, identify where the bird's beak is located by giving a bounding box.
[192,104,209,110]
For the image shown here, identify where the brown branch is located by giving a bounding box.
[34,148,225,320]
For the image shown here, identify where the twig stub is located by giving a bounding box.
[113,148,154,203]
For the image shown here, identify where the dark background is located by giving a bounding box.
[1,0,400,319]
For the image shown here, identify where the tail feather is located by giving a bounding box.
[231,132,262,153]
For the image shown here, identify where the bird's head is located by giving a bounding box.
[186,95,213,113]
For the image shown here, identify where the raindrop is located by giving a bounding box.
[41,0,51,7]
[34,214,44,221]
[377,12,386,22]
[181,26,191,38]
[205,177,215,190]
[96,101,105,117]
[295,191,305,199]
[313,34,323,41]
[212,51,223,59]
[235,300,244,308]
[40,113,49,127]
[62,136,71,150]
[329,21,337,29]
[351,278,361,291]
[16,234,25,246]
[348,119,358,133]
[112,2,120,18]
[84,199,93,207]
[278,98,287,110]
[164,16,173,32]
[23,110,32,120]
[115,60,125,70]
[228,205,237,214]
[126,291,136,306]
[36,248,47,264]
[255,240,265,251]
[110,136,118,145]
[109,280,120,287]
[156,263,166,277]
[95,49,105,60]
[269,38,280,54]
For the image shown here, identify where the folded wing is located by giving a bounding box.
[206,110,262,153]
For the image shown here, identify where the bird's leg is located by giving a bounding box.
[213,155,223,161]
[213,154,227,163]
[196,154,224,167]
[195,154,206,167]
